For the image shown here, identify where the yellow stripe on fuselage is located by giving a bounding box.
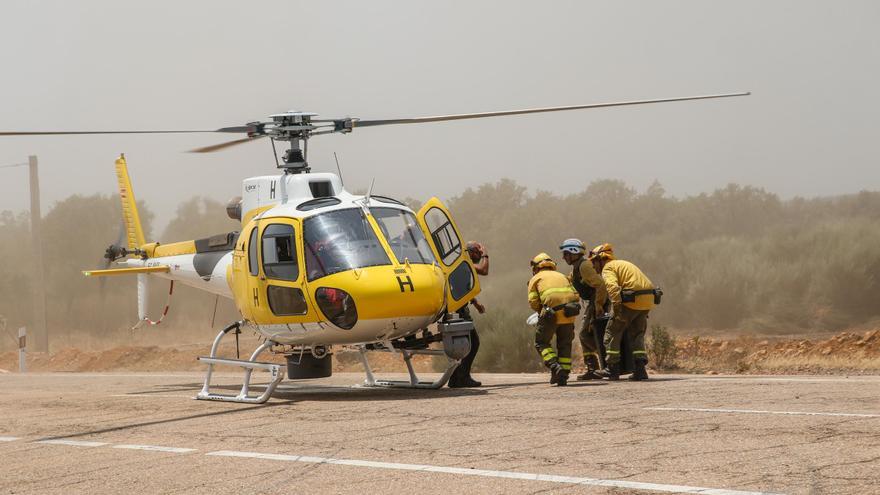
[83,266,169,277]
[153,240,197,257]
[242,205,275,226]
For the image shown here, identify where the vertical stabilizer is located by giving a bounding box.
[114,154,146,249]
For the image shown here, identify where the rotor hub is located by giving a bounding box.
[264,111,321,173]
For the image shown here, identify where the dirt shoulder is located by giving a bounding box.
[666,330,880,375]
[2,330,879,375]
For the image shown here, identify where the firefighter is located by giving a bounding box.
[527,253,580,386]
[559,238,608,380]
[589,243,655,381]
[448,241,489,388]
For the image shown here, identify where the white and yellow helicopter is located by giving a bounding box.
[2,92,747,403]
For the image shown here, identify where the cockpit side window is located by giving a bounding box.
[303,208,391,281]
[372,207,435,265]
[261,223,299,281]
[247,226,259,276]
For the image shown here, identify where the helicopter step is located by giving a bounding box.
[196,322,285,404]
[357,316,473,389]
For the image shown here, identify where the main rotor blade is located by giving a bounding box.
[189,135,266,153]
[0,130,219,136]
[352,92,750,128]
[215,125,262,133]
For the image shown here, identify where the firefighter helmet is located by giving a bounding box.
[588,243,615,261]
[530,252,557,270]
[559,238,586,255]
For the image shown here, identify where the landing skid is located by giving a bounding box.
[357,346,459,389]
[194,315,474,403]
[356,315,474,389]
[196,321,285,404]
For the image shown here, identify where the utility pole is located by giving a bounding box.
[28,155,48,352]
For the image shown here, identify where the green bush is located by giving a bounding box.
[648,324,677,369]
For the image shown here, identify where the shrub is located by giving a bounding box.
[648,324,677,369]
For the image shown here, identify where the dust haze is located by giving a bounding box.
[2,1,880,371]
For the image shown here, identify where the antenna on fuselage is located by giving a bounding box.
[365,177,375,206]
[334,152,344,187]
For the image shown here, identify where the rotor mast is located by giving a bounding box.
[267,111,323,174]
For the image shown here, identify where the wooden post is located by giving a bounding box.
[28,155,48,352]
[18,327,26,373]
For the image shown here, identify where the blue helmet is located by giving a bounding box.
[559,238,586,255]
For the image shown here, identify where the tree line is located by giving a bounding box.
[447,179,880,334]
[1,180,878,352]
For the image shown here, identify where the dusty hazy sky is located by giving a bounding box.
[1,1,878,229]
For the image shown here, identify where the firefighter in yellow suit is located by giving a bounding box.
[528,253,580,386]
[589,243,655,381]
[559,238,608,380]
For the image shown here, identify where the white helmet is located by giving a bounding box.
[559,238,586,255]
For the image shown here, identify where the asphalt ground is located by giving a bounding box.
[1,371,878,494]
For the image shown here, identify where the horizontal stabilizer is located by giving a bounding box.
[82,266,170,277]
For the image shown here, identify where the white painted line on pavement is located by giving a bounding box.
[110,394,193,399]
[646,407,880,418]
[36,439,109,447]
[687,377,875,384]
[2,373,198,378]
[0,436,20,442]
[113,444,197,453]
[205,450,782,495]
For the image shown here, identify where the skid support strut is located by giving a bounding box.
[358,315,473,389]
[196,321,285,404]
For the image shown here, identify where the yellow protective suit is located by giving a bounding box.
[528,269,579,324]
[601,259,655,311]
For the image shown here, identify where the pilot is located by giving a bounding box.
[448,241,489,388]
[560,238,608,381]
[589,243,655,381]
[527,253,579,386]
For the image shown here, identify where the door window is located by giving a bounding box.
[424,207,462,266]
[267,285,308,315]
[247,227,259,276]
[448,262,475,301]
[261,224,299,281]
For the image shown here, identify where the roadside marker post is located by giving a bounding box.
[18,327,26,373]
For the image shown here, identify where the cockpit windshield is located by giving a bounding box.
[372,207,435,265]
[303,208,391,281]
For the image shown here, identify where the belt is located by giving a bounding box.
[629,289,655,296]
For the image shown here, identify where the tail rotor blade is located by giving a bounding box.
[99,221,127,294]
[114,220,127,250]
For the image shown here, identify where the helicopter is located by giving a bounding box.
[1,92,748,403]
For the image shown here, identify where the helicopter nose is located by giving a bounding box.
[340,265,446,322]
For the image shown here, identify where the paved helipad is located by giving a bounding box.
[1,371,878,494]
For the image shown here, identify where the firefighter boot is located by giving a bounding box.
[557,370,569,387]
[577,355,601,381]
[549,361,562,385]
[629,359,649,381]
[597,362,620,381]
